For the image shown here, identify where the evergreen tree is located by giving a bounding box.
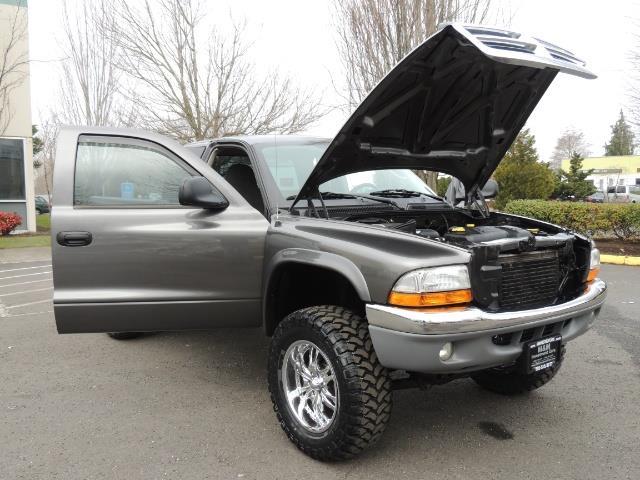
[494,129,555,209]
[436,176,452,197]
[32,125,44,156]
[554,152,596,199]
[604,110,636,156]
[32,125,44,169]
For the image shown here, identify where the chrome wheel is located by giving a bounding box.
[268,306,392,459]
[281,340,338,434]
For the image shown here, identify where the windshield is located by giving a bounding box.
[255,141,437,200]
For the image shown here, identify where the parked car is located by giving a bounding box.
[584,191,605,203]
[606,185,640,203]
[556,194,577,202]
[50,24,605,460]
[35,195,50,214]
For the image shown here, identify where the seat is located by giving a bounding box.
[223,163,265,214]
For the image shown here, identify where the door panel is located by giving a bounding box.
[52,128,268,333]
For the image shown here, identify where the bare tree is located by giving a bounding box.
[101,0,322,142]
[33,119,59,201]
[332,0,502,189]
[550,128,591,170]
[629,21,640,131]
[0,1,28,134]
[56,0,125,126]
[332,0,503,109]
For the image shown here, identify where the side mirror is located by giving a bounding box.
[480,179,499,199]
[179,177,229,210]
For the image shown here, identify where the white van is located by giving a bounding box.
[606,185,640,203]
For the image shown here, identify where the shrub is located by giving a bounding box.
[494,129,556,209]
[0,212,22,235]
[503,200,640,240]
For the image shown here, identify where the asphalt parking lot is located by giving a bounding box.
[1,255,639,479]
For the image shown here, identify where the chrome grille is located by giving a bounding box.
[498,251,560,311]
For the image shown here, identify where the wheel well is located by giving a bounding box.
[264,263,366,336]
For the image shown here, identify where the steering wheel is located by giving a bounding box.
[350,183,377,195]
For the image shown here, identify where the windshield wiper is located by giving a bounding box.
[287,191,400,208]
[319,191,400,208]
[368,189,442,201]
[285,192,355,201]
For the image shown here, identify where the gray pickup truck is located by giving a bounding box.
[51,24,606,460]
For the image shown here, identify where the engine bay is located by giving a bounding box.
[341,209,592,311]
[347,210,572,253]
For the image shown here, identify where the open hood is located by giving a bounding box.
[293,23,595,205]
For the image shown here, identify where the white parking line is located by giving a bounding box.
[6,298,52,310]
[0,278,52,288]
[0,271,52,281]
[0,287,53,297]
[4,310,53,317]
[0,264,52,274]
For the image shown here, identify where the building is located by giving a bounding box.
[0,0,35,232]
[561,155,640,192]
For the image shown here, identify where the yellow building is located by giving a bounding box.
[561,155,640,192]
[0,0,35,232]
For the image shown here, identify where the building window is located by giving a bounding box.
[0,138,26,200]
[636,178,640,185]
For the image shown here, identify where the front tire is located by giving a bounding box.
[471,346,565,395]
[268,305,392,460]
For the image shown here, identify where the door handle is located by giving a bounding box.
[56,231,93,247]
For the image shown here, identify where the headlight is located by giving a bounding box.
[388,265,473,307]
[587,246,600,282]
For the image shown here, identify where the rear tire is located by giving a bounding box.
[268,305,392,461]
[107,332,143,340]
[472,345,565,395]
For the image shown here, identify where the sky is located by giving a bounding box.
[27,0,640,162]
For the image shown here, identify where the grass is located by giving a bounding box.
[36,213,51,232]
[0,234,51,249]
[0,214,51,249]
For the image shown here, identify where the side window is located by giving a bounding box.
[74,137,194,207]
[208,145,266,215]
[209,147,251,176]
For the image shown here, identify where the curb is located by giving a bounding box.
[601,254,640,266]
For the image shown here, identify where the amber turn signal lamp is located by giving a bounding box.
[586,267,599,283]
[388,289,473,308]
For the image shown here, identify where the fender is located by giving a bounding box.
[262,248,371,332]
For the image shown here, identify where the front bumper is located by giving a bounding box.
[366,279,607,374]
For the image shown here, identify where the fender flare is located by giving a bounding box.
[262,248,371,333]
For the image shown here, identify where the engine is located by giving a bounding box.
[349,212,590,312]
[354,216,546,250]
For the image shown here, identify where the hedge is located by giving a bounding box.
[0,212,22,236]
[503,200,640,240]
